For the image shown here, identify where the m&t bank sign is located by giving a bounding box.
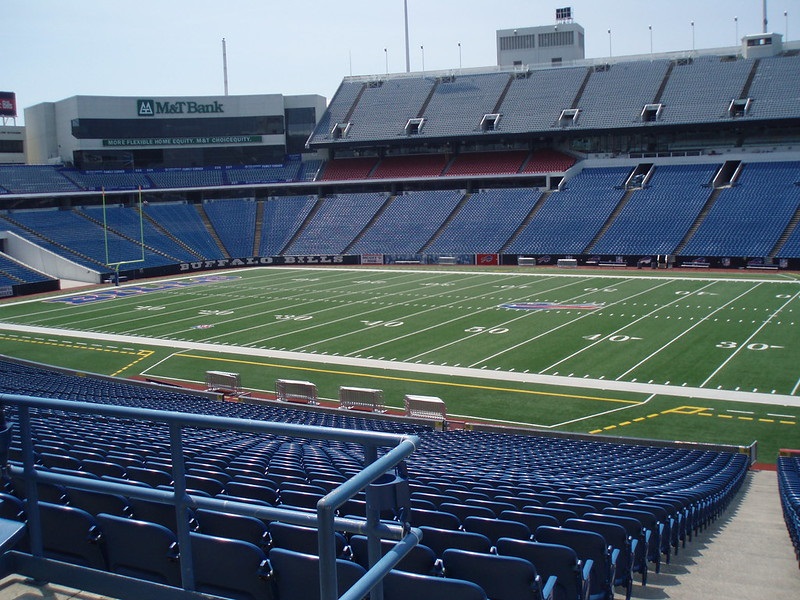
[136,99,224,116]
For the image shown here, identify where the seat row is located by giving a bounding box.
[778,456,800,568]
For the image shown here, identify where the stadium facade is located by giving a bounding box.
[23,93,326,170]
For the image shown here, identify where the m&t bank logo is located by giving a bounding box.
[136,98,223,116]
[137,99,156,116]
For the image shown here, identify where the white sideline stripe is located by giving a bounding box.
[554,394,658,428]
[2,321,799,409]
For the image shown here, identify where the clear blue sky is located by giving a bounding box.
[3,0,795,123]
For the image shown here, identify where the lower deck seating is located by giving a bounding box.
[0,358,750,599]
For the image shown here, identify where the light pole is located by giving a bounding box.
[608,29,612,58]
[458,42,462,70]
[384,48,388,74]
[420,45,425,76]
[691,21,695,54]
[649,25,653,60]
[735,16,739,44]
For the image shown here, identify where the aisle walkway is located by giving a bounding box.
[630,468,799,599]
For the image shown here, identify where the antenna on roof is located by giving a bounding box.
[222,38,229,96]
[763,0,768,33]
[404,0,411,73]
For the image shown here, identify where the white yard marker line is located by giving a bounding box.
[553,393,657,428]
[791,378,800,397]
[537,279,711,374]
[700,289,800,388]
[614,282,762,381]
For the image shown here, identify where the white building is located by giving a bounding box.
[24,93,326,169]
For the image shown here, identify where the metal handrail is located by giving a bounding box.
[1,392,422,600]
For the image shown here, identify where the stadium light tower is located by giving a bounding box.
[384,48,388,74]
[404,0,410,72]
[420,44,425,75]
[458,42,462,70]
[735,16,739,44]
[608,29,612,57]
[649,25,653,59]
[691,21,695,53]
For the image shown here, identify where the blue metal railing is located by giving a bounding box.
[1,392,422,600]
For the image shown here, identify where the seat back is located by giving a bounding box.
[349,535,438,575]
[33,502,107,571]
[499,510,560,533]
[268,547,365,600]
[190,532,274,600]
[462,516,531,545]
[417,526,492,558]
[195,508,270,550]
[66,488,131,518]
[496,537,585,600]
[439,502,495,522]
[443,548,543,600]
[382,569,487,600]
[409,507,461,530]
[268,521,349,558]
[535,526,611,600]
[97,513,181,586]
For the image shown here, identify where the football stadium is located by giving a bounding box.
[0,5,799,600]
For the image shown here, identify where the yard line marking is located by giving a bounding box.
[614,282,762,381]
[407,277,609,362]
[538,279,717,374]
[336,275,600,357]
[471,279,676,368]
[700,289,800,388]
[791,377,800,397]
[555,394,656,428]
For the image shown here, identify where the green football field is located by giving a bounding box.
[1,266,798,462]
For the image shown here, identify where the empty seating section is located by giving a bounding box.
[146,168,224,189]
[349,190,464,254]
[658,56,755,124]
[320,157,378,181]
[0,253,53,284]
[259,196,318,256]
[203,198,257,258]
[578,60,671,129]
[309,80,364,143]
[371,155,448,179]
[507,167,630,254]
[778,455,800,567]
[345,78,436,142]
[285,193,387,255]
[426,189,540,254]
[498,66,589,132]
[225,163,300,185]
[683,161,800,257]
[522,149,576,173]
[0,357,750,599]
[592,164,718,255]
[7,208,167,269]
[0,166,79,194]
[297,159,323,182]
[747,54,800,120]
[419,73,510,138]
[78,205,198,263]
[65,170,153,191]
[143,202,225,259]
[446,151,528,176]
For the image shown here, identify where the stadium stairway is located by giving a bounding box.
[0,469,797,599]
